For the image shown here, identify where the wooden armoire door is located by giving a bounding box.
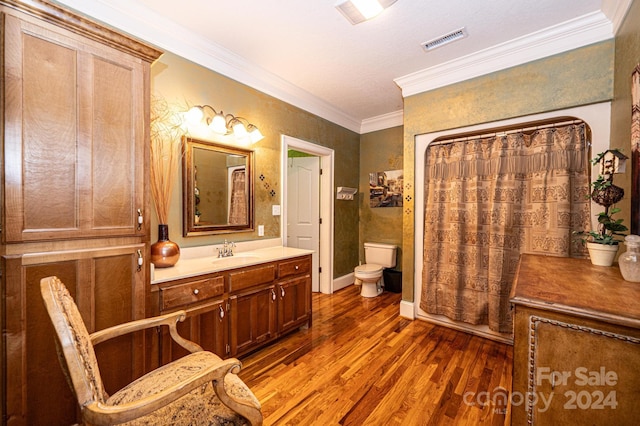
[2,12,149,243]
[0,2,161,425]
[2,245,147,426]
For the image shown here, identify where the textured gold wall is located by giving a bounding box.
[611,0,640,235]
[151,52,360,278]
[359,126,404,268]
[402,41,616,301]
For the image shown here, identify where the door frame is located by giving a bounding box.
[281,135,334,294]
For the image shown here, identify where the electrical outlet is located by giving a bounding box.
[272,205,281,216]
[258,225,264,236]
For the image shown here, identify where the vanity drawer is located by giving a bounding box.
[160,276,225,310]
[229,264,276,292]
[278,256,311,279]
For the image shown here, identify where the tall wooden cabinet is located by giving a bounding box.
[0,1,162,425]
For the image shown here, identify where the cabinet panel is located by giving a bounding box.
[230,285,277,356]
[161,299,229,362]
[2,244,146,426]
[533,318,640,425]
[21,30,79,233]
[278,276,311,334]
[228,263,276,292]
[278,256,311,279]
[2,14,147,243]
[160,276,225,310]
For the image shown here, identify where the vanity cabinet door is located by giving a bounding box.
[229,285,277,356]
[277,275,312,334]
[1,245,147,426]
[2,13,148,243]
[160,299,229,362]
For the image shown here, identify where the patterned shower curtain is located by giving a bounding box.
[420,123,591,333]
[228,169,246,224]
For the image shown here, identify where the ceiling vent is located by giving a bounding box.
[336,0,398,25]
[421,27,468,52]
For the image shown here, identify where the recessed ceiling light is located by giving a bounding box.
[335,0,398,25]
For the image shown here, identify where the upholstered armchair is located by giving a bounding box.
[40,276,263,425]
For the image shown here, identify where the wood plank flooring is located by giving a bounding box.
[238,285,513,425]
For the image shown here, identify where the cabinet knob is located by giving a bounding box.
[281,287,285,297]
[295,265,299,270]
[271,289,276,301]
[219,305,225,319]
[193,289,199,295]
[137,208,143,230]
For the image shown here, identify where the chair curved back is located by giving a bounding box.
[40,276,108,407]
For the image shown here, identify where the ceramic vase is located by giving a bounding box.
[586,242,618,267]
[150,224,180,268]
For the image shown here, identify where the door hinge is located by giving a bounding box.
[320,168,323,175]
[319,218,322,224]
[319,267,322,273]
[226,344,230,354]
[226,302,231,311]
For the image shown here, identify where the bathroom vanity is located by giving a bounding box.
[150,245,313,365]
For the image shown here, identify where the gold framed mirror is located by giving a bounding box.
[182,136,254,236]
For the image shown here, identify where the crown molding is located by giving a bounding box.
[52,0,363,133]
[52,1,623,134]
[601,0,633,34]
[395,11,614,98]
[360,110,404,134]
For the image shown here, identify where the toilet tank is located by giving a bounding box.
[364,242,397,268]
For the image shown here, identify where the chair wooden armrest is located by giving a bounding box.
[83,356,262,425]
[90,310,203,353]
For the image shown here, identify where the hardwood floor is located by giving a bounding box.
[238,285,513,425]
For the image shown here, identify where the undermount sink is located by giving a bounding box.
[212,253,261,264]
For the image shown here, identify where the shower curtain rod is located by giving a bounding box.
[429,119,586,147]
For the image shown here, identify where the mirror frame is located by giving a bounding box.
[182,136,254,236]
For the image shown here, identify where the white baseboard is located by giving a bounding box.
[416,312,513,344]
[400,300,415,320]
[332,272,354,293]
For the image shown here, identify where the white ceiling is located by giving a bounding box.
[54,0,631,133]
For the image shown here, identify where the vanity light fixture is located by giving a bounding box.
[186,104,264,144]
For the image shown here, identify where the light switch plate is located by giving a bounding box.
[272,205,281,216]
[258,225,264,236]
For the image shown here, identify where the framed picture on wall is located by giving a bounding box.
[369,169,403,208]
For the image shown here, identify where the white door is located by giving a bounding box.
[287,156,320,292]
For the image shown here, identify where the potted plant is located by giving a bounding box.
[575,150,628,266]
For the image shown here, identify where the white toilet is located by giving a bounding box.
[354,242,397,298]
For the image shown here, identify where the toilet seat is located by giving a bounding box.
[354,263,383,279]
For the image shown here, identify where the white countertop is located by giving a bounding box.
[151,244,313,284]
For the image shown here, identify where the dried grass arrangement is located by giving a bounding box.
[150,95,185,224]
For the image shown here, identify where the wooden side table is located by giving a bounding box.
[510,254,640,425]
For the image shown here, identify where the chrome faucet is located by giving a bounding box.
[217,240,235,258]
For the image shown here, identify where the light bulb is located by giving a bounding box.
[232,120,247,138]
[248,126,264,143]
[185,106,204,124]
[210,112,227,134]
